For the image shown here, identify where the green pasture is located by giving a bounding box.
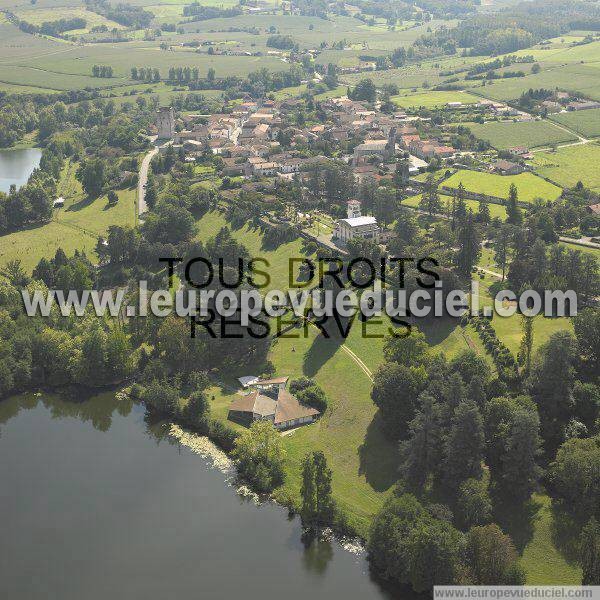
[402,193,509,220]
[13,7,125,31]
[0,161,136,271]
[443,169,562,203]
[473,63,600,102]
[466,120,578,150]
[392,90,481,109]
[531,143,600,190]
[550,108,600,138]
[10,43,288,79]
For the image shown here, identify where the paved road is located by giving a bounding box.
[137,146,159,217]
[559,236,600,250]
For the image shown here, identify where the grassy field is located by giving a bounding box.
[180,15,450,52]
[472,63,600,102]
[466,120,578,150]
[550,108,600,139]
[10,42,288,78]
[13,7,125,31]
[343,54,481,90]
[443,169,562,203]
[0,160,137,271]
[392,90,481,109]
[520,494,582,584]
[402,193,509,220]
[531,143,600,190]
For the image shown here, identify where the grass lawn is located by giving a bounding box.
[392,90,481,109]
[443,169,562,203]
[519,494,582,584]
[194,210,315,292]
[466,120,577,150]
[531,143,600,190]
[0,160,137,271]
[477,281,572,355]
[206,321,397,536]
[550,108,600,139]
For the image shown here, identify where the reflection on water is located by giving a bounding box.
[0,393,394,600]
[0,148,42,193]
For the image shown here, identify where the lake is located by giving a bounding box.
[0,147,42,193]
[0,393,395,600]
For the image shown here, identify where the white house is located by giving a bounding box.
[334,200,379,243]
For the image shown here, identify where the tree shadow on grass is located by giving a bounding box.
[358,412,399,493]
[66,195,99,212]
[418,315,461,346]
[303,332,344,378]
[550,502,584,565]
[493,494,541,553]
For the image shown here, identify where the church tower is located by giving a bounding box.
[347,199,361,219]
[156,106,175,139]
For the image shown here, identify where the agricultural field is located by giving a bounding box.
[443,169,562,203]
[102,82,223,106]
[530,143,600,191]
[344,55,481,90]
[472,63,600,102]
[10,42,288,78]
[314,48,389,69]
[0,21,64,63]
[180,15,451,52]
[392,89,481,109]
[550,108,600,139]
[13,7,125,32]
[0,63,118,92]
[466,120,578,150]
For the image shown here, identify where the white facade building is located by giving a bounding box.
[334,200,379,243]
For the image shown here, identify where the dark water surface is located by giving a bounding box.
[0,393,393,600]
[0,147,42,193]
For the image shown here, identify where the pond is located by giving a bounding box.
[0,393,396,600]
[0,147,42,193]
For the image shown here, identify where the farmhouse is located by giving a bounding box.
[228,377,319,430]
[491,159,524,175]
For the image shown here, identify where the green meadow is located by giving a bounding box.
[402,193,509,220]
[0,160,136,271]
[466,120,578,150]
[443,169,562,203]
[531,143,600,190]
[392,90,481,109]
[550,108,600,139]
